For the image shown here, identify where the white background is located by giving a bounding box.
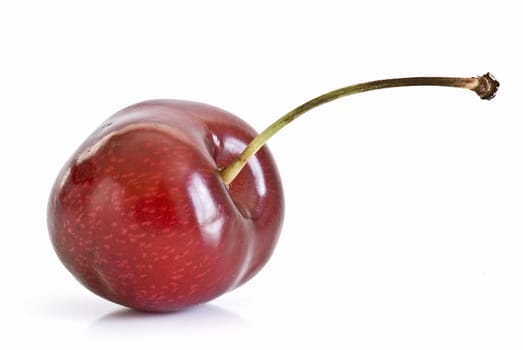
[1,1,522,349]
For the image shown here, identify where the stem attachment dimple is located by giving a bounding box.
[220,73,499,186]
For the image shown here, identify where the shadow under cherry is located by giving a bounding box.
[87,302,250,337]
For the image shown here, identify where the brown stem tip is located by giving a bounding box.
[474,72,500,100]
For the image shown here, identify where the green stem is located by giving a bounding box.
[220,73,499,186]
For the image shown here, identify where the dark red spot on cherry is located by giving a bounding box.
[71,160,96,184]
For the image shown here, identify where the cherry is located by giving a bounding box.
[48,73,499,312]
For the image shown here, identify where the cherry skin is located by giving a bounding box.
[47,100,284,312]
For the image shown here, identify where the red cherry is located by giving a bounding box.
[48,100,284,312]
[48,74,498,312]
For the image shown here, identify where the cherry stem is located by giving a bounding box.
[220,73,499,186]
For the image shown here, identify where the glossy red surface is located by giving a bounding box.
[48,100,284,312]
